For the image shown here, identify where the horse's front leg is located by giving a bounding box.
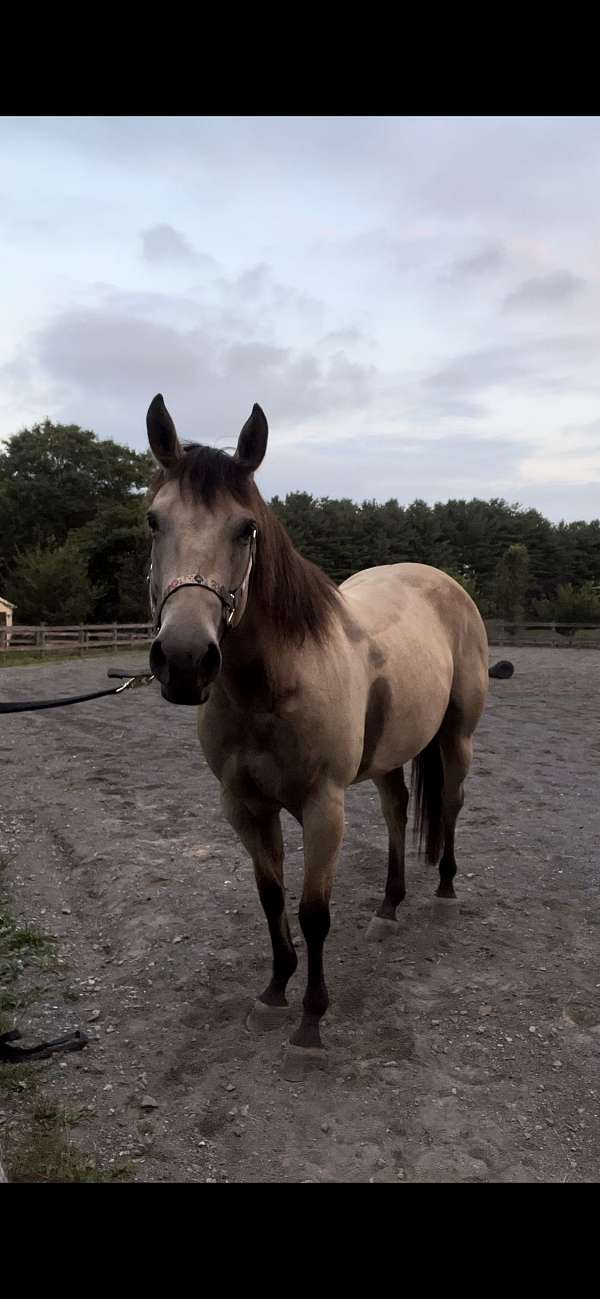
[222,791,298,1029]
[284,783,344,1078]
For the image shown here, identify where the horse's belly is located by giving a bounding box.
[354,646,452,781]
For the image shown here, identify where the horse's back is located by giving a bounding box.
[341,562,485,651]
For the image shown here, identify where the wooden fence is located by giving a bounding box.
[0,623,154,654]
[2,620,600,655]
[485,620,600,647]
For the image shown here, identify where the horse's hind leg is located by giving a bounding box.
[222,791,298,1029]
[436,722,474,903]
[366,768,408,941]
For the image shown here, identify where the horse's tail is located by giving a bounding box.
[489,659,514,679]
[411,735,445,864]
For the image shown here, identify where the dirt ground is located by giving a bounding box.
[0,645,599,1183]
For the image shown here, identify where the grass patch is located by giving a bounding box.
[4,1096,131,1182]
[0,1061,124,1184]
[7,924,54,952]
[0,865,132,1184]
[0,910,58,987]
[0,1061,40,1094]
[0,988,18,1014]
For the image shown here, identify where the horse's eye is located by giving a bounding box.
[147,513,159,533]
[238,521,256,544]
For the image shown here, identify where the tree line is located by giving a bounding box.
[1,421,599,625]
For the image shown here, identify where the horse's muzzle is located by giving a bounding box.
[149,637,222,706]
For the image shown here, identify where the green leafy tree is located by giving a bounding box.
[0,420,152,579]
[71,500,150,622]
[8,539,104,624]
[3,415,600,627]
[532,580,600,623]
[495,543,530,621]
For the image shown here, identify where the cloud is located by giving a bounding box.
[216,264,324,325]
[15,296,375,447]
[517,416,600,487]
[519,450,600,486]
[424,335,599,401]
[509,480,600,522]
[4,116,600,521]
[565,416,600,438]
[258,432,529,505]
[447,245,506,281]
[319,327,369,348]
[140,223,196,264]
[503,271,585,312]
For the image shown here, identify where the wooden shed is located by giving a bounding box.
[0,595,15,643]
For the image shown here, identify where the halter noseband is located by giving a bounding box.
[151,527,257,635]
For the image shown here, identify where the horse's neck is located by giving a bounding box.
[220,613,283,713]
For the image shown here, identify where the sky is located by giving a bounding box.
[1,114,600,521]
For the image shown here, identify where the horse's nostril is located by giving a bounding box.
[149,638,168,681]
[150,637,220,692]
[199,642,222,683]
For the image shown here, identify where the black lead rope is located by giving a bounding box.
[0,670,155,715]
[0,1028,88,1063]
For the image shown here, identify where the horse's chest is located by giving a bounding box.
[200,706,318,815]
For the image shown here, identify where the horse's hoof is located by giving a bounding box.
[282,1044,329,1082]
[365,916,400,943]
[245,1000,293,1033]
[432,895,459,924]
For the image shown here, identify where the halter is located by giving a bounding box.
[151,527,257,635]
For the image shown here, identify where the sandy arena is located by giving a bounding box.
[0,645,598,1182]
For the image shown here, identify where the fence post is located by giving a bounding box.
[113,623,118,653]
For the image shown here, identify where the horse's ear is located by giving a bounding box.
[146,394,183,468]
[235,404,268,473]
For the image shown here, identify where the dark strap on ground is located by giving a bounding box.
[0,1029,88,1063]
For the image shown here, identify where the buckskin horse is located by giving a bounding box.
[146,395,490,1076]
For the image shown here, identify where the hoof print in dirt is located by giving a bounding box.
[245,1000,293,1033]
[365,916,400,943]
[432,896,460,924]
[282,1045,329,1082]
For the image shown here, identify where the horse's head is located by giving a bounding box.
[146,394,268,705]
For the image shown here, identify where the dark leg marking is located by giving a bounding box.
[375,768,409,919]
[435,718,472,901]
[378,840,406,918]
[257,879,298,1006]
[437,821,459,898]
[290,900,330,1050]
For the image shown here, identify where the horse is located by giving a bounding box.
[145,394,490,1075]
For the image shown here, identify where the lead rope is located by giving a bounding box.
[0,670,155,715]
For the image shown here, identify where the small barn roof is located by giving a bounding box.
[0,596,16,609]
